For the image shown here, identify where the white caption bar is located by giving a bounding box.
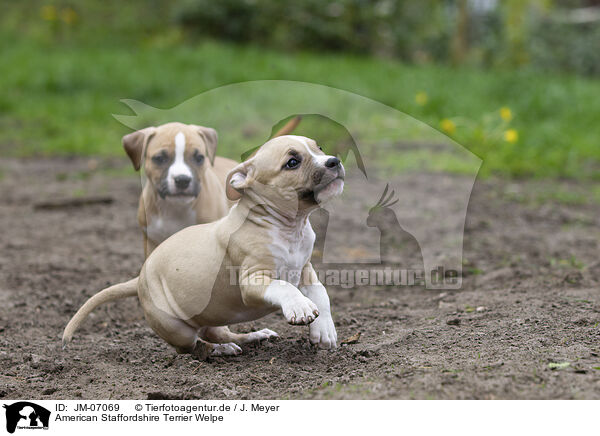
[0,400,596,435]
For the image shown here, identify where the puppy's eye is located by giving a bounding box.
[193,150,205,165]
[284,157,301,169]
[151,152,168,165]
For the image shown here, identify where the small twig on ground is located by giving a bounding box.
[341,332,361,345]
[33,196,114,210]
[250,375,268,385]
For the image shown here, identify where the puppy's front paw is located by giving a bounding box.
[309,314,337,349]
[282,297,319,325]
[211,342,242,356]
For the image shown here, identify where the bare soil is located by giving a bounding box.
[1,157,599,399]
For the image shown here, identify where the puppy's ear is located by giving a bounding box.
[225,160,254,201]
[122,127,156,171]
[195,126,218,166]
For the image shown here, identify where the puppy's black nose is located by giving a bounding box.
[174,175,191,189]
[325,157,340,168]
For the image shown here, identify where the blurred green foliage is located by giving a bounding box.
[174,0,452,61]
[173,0,600,76]
[529,19,600,76]
[0,0,599,179]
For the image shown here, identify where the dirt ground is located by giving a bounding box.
[1,157,599,400]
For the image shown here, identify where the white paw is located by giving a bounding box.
[211,342,242,356]
[282,296,319,325]
[309,314,337,349]
[246,328,279,342]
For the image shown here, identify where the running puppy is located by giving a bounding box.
[63,135,343,357]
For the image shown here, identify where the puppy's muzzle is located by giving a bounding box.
[157,177,200,199]
[321,157,345,183]
[174,175,192,190]
[325,157,341,169]
[305,157,345,204]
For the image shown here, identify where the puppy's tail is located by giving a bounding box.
[62,277,138,348]
[272,115,302,137]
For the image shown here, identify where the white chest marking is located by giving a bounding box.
[268,221,315,287]
[145,198,197,244]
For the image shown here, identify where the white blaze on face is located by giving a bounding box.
[167,131,193,193]
[281,135,329,166]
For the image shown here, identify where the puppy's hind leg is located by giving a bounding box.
[202,326,278,346]
[142,305,240,360]
[144,310,197,353]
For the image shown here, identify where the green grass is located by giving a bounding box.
[1,7,600,179]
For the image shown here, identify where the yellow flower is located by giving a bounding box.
[41,5,57,21]
[440,119,456,135]
[500,107,513,122]
[415,91,428,106]
[60,7,78,25]
[503,129,518,143]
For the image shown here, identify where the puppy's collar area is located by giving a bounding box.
[237,194,311,230]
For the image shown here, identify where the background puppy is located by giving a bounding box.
[122,122,236,257]
[63,135,343,357]
[123,117,302,257]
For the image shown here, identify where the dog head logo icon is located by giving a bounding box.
[3,402,50,433]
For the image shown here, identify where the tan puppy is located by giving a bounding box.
[63,135,344,356]
[123,122,236,257]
